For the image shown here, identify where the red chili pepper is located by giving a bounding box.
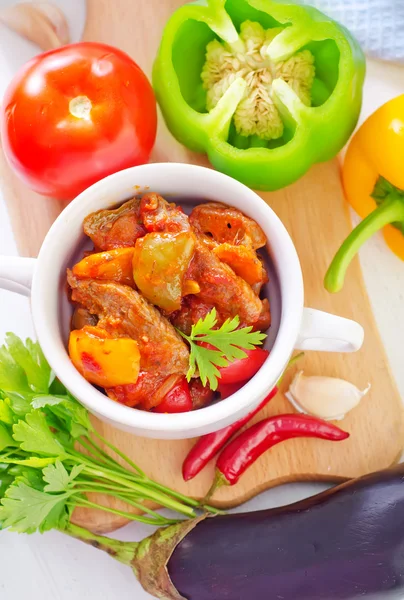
[214,414,349,489]
[182,387,278,481]
[154,377,193,413]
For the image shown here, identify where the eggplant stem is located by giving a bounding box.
[325,198,404,293]
[63,522,138,566]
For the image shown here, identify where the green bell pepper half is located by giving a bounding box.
[153,0,365,191]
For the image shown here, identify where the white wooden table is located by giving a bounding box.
[0,2,403,598]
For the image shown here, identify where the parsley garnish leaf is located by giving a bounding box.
[178,308,267,391]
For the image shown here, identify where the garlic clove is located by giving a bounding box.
[285,371,371,421]
[0,3,70,52]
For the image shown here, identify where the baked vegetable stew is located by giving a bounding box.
[67,194,271,413]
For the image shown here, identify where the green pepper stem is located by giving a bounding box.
[325,197,404,293]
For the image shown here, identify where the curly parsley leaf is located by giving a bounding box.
[0,464,15,504]
[43,461,84,493]
[0,334,52,394]
[0,334,197,534]
[0,398,14,425]
[13,410,65,456]
[187,344,228,389]
[1,391,33,418]
[0,423,15,452]
[178,309,267,390]
[32,394,93,438]
[0,481,72,533]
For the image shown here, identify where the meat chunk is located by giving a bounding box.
[189,378,215,410]
[171,295,216,336]
[185,239,265,327]
[190,203,266,249]
[67,272,189,408]
[140,193,190,233]
[83,197,146,250]
[254,298,271,332]
[71,307,98,330]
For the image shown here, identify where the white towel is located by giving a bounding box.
[298,0,404,63]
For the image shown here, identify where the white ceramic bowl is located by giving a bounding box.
[0,163,364,439]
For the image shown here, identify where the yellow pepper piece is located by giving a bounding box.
[68,326,140,388]
[72,248,135,286]
[182,280,201,296]
[213,242,266,286]
[343,94,404,260]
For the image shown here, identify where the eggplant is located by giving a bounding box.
[68,464,404,600]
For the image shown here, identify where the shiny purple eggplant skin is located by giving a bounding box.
[169,464,404,600]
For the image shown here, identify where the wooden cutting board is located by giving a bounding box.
[1,0,403,534]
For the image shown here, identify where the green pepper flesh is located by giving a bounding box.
[153,0,366,191]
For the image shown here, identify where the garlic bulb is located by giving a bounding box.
[285,371,371,421]
[0,3,70,52]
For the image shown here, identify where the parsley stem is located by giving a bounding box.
[78,438,110,463]
[72,490,177,525]
[145,480,200,507]
[66,451,198,515]
[175,328,191,342]
[70,498,174,526]
[84,436,145,479]
[79,437,122,471]
[106,493,178,524]
[74,480,135,493]
[66,450,128,477]
[0,449,21,459]
[92,431,146,477]
[79,466,196,517]
[145,481,224,514]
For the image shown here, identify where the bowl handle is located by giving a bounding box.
[0,256,36,297]
[295,308,364,353]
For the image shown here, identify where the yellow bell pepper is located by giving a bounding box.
[68,326,140,388]
[72,248,135,286]
[325,94,404,293]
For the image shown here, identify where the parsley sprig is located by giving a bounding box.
[177,309,267,390]
[0,334,219,535]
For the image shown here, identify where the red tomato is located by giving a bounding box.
[218,348,269,384]
[1,42,157,200]
[154,377,193,413]
[218,381,245,399]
